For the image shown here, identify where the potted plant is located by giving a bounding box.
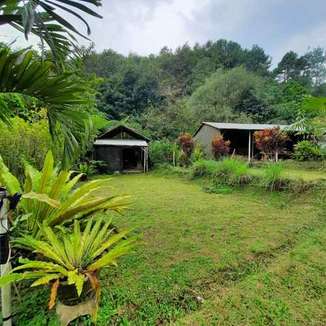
[0,218,136,323]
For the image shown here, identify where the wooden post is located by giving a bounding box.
[146,147,149,172]
[0,189,12,326]
[143,147,148,173]
[248,131,251,162]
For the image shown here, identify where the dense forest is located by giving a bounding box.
[81,40,326,140]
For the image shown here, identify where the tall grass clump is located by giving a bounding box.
[214,158,251,186]
[261,163,289,191]
[191,159,220,178]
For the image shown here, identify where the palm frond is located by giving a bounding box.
[0,219,136,308]
[0,0,103,65]
[0,151,130,237]
[0,48,94,165]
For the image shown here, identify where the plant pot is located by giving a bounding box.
[57,279,94,306]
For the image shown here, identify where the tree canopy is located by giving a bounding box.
[81,40,326,140]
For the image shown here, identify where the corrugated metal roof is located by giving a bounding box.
[94,139,148,147]
[203,122,290,131]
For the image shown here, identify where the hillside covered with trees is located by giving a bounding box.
[82,40,326,139]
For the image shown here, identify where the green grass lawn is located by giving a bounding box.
[250,160,326,181]
[15,173,326,325]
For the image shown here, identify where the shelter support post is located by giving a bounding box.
[142,147,149,173]
[248,131,252,162]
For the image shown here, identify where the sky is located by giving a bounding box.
[1,0,326,65]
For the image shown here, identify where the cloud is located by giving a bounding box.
[1,0,326,65]
[84,0,200,54]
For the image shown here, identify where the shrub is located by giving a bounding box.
[214,158,251,186]
[178,133,194,166]
[149,140,175,166]
[254,127,288,161]
[191,160,220,178]
[261,163,289,191]
[293,140,323,161]
[211,134,231,159]
[78,162,97,177]
[192,144,205,162]
[0,116,60,179]
[77,160,107,177]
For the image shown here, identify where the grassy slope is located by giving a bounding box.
[14,174,325,325]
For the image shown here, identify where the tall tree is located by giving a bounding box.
[303,47,326,87]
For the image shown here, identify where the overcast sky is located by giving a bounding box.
[1,0,326,65]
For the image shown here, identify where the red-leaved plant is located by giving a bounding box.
[254,127,288,161]
[178,133,194,166]
[212,134,231,159]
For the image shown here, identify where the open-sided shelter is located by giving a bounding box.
[194,122,291,161]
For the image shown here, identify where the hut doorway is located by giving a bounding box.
[122,148,139,170]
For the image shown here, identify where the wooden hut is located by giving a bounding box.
[93,125,149,173]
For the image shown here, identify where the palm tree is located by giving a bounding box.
[0,47,94,166]
[0,0,102,65]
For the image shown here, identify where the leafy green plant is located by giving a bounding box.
[0,0,102,64]
[149,140,174,166]
[0,48,96,166]
[0,116,59,179]
[191,160,220,178]
[192,144,205,162]
[214,158,251,186]
[293,140,323,161]
[78,162,96,178]
[0,218,136,309]
[0,151,129,237]
[261,163,289,191]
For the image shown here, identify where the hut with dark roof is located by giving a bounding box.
[93,125,149,173]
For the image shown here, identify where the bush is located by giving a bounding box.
[261,163,289,191]
[191,160,221,178]
[254,127,288,161]
[192,144,205,162]
[149,140,175,166]
[214,158,251,186]
[77,160,107,177]
[211,134,231,159]
[0,116,60,179]
[178,133,194,167]
[293,140,323,161]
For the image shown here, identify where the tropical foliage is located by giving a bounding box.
[0,48,96,166]
[0,151,129,237]
[0,0,103,64]
[178,133,194,167]
[211,134,231,159]
[0,116,58,178]
[0,218,135,309]
[254,127,288,161]
[293,140,324,161]
[79,43,326,141]
[149,140,175,166]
